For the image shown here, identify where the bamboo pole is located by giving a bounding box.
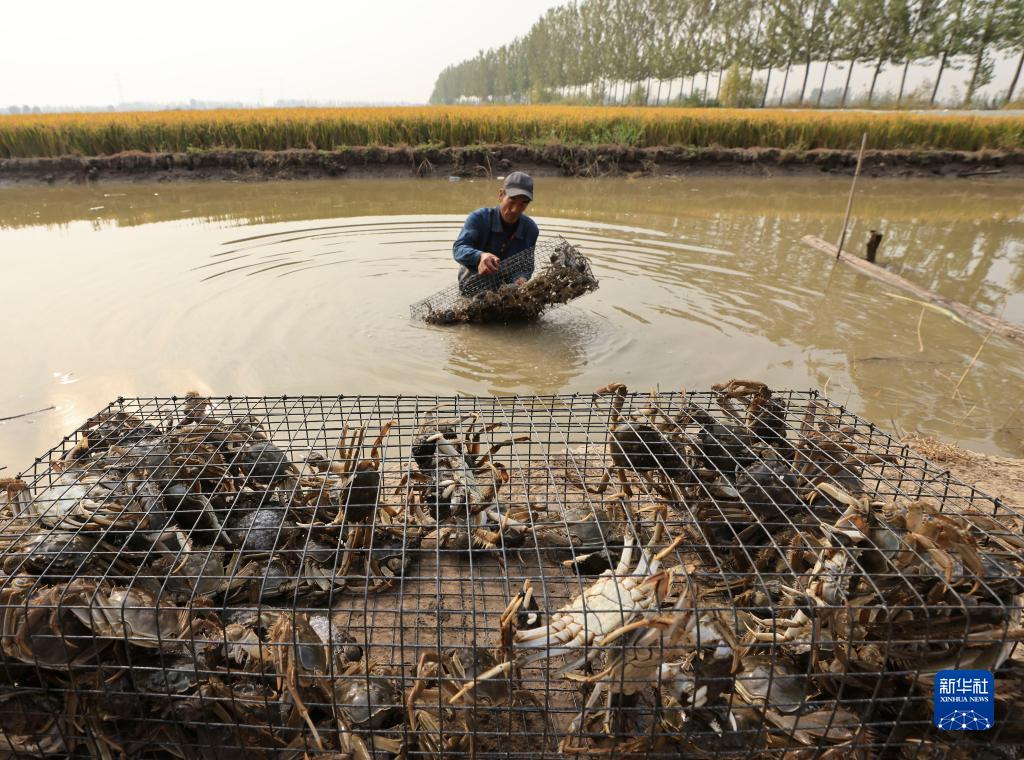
[836,132,868,259]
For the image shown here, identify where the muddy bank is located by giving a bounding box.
[2,144,1022,184]
[902,434,1024,511]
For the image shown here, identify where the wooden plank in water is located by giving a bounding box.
[801,234,1024,346]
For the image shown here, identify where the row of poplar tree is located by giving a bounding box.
[429,0,1024,107]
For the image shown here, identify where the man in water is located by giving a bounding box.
[453,172,539,294]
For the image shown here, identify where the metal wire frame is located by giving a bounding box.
[409,237,598,324]
[0,389,1022,758]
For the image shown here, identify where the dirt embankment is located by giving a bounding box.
[2,144,1022,184]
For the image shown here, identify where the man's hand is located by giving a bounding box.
[514,277,526,285]
[477,253,500,276]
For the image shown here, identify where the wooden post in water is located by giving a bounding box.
[866,230,883,263]
[836,133,868,260]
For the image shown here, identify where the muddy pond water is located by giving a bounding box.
[1,175,1022,471]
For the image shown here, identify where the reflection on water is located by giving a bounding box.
[0,176,1022,473]
[441,312,627,395]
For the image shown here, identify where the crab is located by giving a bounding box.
[711,379,790,453]
[3,530,104,579]
[583,384,686,498]
[265,611,331,750]
[449,523,684,706]
[0,578,111,669]
[888,497,985,583]
[511,528,682,674]
[742,487,872,651]
[301,419,396,525]
[407,646,541,754]
[332,661,405,759]
[69,410,163,459]
[160,415,257,495]
[0,692,69,755]
[406,650,476,757]
[223,495,296,554]
[405,412,526,516]
[791,400,865,494]
[558,571,741,750]
[17,468,157,536]
[680,405,757,483]
[400,411,528,552]
[222,555,301,605]
[295,420,397,584]
[85,584,195,648]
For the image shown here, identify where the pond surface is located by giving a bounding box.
[1,175,1022,472]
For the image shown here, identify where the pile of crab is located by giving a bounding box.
[447,381,1024,756]
[1,381,1023,758]
[0,391,633,757]
[423,239,599,324]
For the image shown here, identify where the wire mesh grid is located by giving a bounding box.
[1,385,1022,758]
[410,237,598,324]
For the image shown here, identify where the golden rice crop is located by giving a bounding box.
[0,106,1021,158]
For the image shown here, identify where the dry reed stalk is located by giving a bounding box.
[951,328,994,400]
[952,403,980,445]
[916,305,926,352]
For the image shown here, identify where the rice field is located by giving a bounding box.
[0,106,1021,158]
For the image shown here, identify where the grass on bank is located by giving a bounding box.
[0,106,1021,158]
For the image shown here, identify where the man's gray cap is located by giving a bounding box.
[502,171,534,201]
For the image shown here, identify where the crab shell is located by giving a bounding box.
[334,675,403,729]
[230,441,296,486]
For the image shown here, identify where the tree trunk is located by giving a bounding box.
[897,60,911,106]
[778,61,792,106]
[931,50,949,106]
[841,57,858,107]
[703,70,710,102]
[799,58,812,105]
[656,78,663,105]
[1008,49,1024,106]
[761,65,773,107]
[868,58,884,104]
[816,50,833,107]
[715,67,724,100]
[965,10,996,107]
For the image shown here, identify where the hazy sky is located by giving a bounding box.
[1,0,566,107]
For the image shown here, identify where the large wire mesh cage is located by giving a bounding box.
[410,237,599,324]
[2,384,1023,758]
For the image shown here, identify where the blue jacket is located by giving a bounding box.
[453,206,539,280]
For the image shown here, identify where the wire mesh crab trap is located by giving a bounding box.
[410,237,599,325]
[2,383,1023,758]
